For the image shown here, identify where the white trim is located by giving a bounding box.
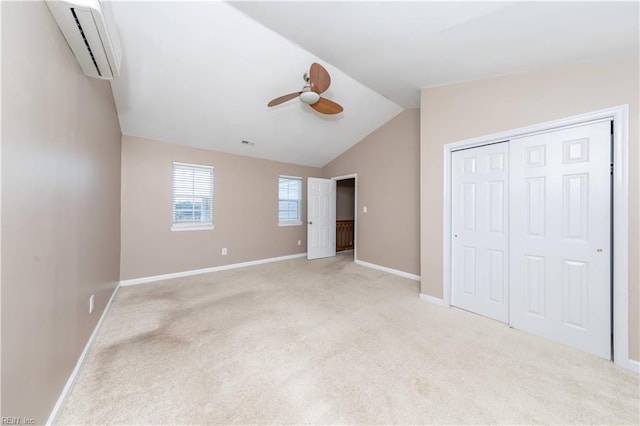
[443,146,453,307]
[355,259,421,281]
[628,359,640,374]
[332,173,358,180]
[171,224,214,231]
[332,173,358,262]
[278,221,302,227]
[443,108,623,151]
[611,105,630,371]
[442,105,631,370]
[119,253,307,286]
[279,174,302,180]
[173,161,214,170]
[419,293,447,306]
[46,284,120,425]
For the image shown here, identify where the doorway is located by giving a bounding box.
[333,174,357,262]
[336,178,355,255]
[306,174,358,262]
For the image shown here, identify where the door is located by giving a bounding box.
[307,177,336,260]
[509,121,611,359]
[451,142,509,322]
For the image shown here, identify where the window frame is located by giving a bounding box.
[278,175,302,226]
[171,161,215,231]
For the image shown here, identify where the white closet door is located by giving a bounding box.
[509,121,611,359]
[452,142,509,323]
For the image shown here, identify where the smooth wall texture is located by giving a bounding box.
[420,54,639,361]
[323,109,420,275]
[1,1,122,422]
[120,136,320,280]
[336,179,355,221]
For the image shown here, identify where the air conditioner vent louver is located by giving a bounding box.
[70,8,102,77]
[46,0,122,80]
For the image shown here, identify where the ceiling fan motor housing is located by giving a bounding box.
[299,90,320,104]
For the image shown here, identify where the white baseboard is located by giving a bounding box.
[419,293,447,306]
[627,358,639,373]
[46,284,120,425]
[119,253,307,286]
[354,259,421,281]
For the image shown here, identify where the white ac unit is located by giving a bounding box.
[45,0,122,80]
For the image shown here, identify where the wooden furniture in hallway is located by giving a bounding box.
[336,220,354,251]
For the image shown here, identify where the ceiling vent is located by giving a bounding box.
[46,0,122,80]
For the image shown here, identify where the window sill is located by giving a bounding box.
[171,224,214,232]
[278,221,302,227]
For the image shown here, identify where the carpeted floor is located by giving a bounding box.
[56,252,639,424]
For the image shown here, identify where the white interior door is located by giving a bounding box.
[509,121,611,359]
[307,177,336,260]
[451,142,509,322]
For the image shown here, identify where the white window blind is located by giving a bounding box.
[279,176,302,225]
[172,162,214,229]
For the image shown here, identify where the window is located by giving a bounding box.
[279,176,302,225]
[172,162,214,230]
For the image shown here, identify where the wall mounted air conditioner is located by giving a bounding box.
[46,0,122,80]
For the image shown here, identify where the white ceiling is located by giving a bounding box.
[231,1,639,109]
[109,1,638,167]
[109,1,402,168]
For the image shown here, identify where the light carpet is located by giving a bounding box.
[56,253,639,424]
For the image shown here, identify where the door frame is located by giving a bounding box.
[442,105,631,370]
[332,173,358,262]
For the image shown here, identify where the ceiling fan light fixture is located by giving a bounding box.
[267,63,342,114]
[299,91,320,105]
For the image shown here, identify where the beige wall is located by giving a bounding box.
[120,136,320,280]
[1,1,122,423]
[336,179,355,221]
[323,109,420,275]
[420,54,639,361]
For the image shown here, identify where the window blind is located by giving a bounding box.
[278,176,301,223]
[172,162,214,227]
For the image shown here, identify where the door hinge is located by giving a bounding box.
[610,163,614,175]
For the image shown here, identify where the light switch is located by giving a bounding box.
[363,206,368,213]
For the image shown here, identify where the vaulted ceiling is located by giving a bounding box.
[109,1,639,167]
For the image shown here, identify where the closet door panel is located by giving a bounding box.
[451,142,509,322]
[509,121,611,359]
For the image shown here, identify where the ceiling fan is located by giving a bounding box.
[268,63,344,115]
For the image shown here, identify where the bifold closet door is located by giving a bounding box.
[451,142,509,323]
[509,121,611,359]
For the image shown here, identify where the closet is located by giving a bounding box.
[451,120,612,359]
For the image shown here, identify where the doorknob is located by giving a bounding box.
[454,234,458,238]
[597,248,603,253]
[308,221,313,225]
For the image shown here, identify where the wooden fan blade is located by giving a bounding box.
[310,97,343,115]
[309,62,331,94]
[268,92,301,107]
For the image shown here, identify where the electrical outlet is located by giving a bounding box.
[297,240,301,246]
[89,294,94,314]
[222,248,228,255]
